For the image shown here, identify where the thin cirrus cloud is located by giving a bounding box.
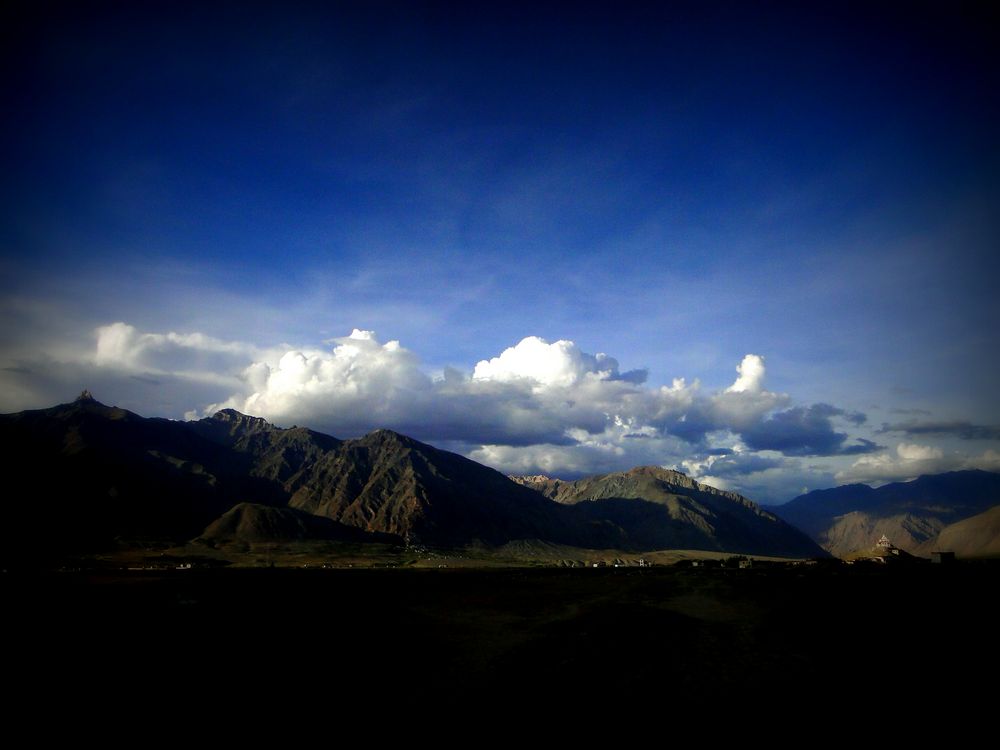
[877,420,1000,441]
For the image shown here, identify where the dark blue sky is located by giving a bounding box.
[2,1,998,500]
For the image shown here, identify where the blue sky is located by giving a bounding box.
[2,1,998,502]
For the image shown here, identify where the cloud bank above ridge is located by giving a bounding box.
[205,330,804,449]
[4,321,996,502]
[89,324,886,480]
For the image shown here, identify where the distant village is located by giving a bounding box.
[49,533,964,574]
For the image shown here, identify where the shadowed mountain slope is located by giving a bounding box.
[0,395,611,554]
[189,408,340,489]
[1,394,243,556]
[197,502,402,545]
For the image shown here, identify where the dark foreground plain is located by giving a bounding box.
[6,563,996,709]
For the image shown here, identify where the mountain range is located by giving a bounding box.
[0,393,822,562]
[774,471,1000,557]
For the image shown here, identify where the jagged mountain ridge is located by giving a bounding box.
[1,394,825,559]
[189,408,340,488]
[0,395,608,553]
[286,428,605,546]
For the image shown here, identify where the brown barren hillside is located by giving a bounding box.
[916,504,1000,558]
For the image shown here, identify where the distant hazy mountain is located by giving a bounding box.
[513,466,823,558]
[774,471,1000,557]
[1,394,825,561]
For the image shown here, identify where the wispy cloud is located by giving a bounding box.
[837,443,1000,484]
[878,420,1000,441]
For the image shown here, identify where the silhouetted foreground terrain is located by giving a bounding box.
[5,563,995,707]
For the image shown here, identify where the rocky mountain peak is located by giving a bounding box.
[211,408,272,429]
[63,389,118,415]
[509,474,555,485]
[627,465,688,480]
[358,428,418,447]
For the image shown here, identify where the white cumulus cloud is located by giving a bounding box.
[211,329,432,431]
[89,326,868,469]
[472,336,640,388]
[725,354,767,393]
